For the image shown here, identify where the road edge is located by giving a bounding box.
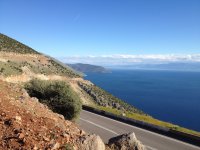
[82,105,200,147]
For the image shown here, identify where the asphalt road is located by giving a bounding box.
[78,110,200,150]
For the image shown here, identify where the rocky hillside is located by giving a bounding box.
[0,80,85,149]
[0,33,80,78]
[0,33,146,149]
[0,33,39,54]
[0,79,145,150]
[78,82,144,114]
[0,33,143,115]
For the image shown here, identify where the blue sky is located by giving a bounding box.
[0,0,200,59]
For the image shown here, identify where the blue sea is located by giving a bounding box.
[84,70,200,132]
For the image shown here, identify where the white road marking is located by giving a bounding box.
[145,145,158,150]
[80,118,119,135]
[82,110,200,150]
[80,117,157,150]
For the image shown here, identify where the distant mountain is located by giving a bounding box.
[144,63,200,71]
[110,62,200,72]
[1,33,199,139]
[68,63,111,73]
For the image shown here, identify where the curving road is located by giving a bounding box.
[78,110,200,150]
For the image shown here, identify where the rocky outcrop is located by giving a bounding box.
[79,134,105,150]
[0,80,106,150]
[0,78,146,150]
[78,82,123,108]
[0,33,147,150]
[78,82,144,115]
[108,132,145,150]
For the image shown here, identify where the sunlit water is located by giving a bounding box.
[85,69,200,132]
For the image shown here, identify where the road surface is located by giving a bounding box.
[78,110,200,150]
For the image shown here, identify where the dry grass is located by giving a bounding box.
[97,106,200,137]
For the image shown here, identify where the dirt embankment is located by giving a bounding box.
[0,80,86,149]
[0,52,95,106]
[0,67,95,106]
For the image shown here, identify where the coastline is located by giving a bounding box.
[84,69,200,133]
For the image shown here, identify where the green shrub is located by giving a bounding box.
[0,61,23,76]
[25,79,82,120]
[63,143,74,150]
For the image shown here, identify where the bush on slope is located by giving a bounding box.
[25,79,82,120]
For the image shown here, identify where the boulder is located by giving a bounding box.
[112,102,120,109]
[108,132,145,150]
[79,134,105,150]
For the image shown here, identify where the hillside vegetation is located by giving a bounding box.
[78,82,144,115]
[0,33,80,78]
[0,33,39,54]
[77,80,200,136]
[68,63,111,73]
[0,80,101,150]
[1,33,199,140]
[25,79,82,120]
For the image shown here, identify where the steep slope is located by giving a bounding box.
[0,76,145,150]
[0,33,143,115]
[0,33,39,54]
[0,80,84,149]
[2,33,198,149]
[78,81,144,114]
[0,33,147,149]
[0,33,80,78]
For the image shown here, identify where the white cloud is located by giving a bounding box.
[58,54,200,66]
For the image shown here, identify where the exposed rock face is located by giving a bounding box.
[78,82,145,115]
[79,134,105,150]
[78,82,123,109]
[0,80,106,150]
[0,78,146,150]
[108,132,145,150]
